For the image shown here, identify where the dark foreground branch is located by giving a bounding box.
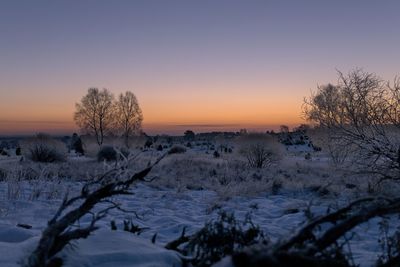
[232,197,400,267]
[23,153,169,267]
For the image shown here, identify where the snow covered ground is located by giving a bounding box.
[0,180,395,267]
[0,141,398,267]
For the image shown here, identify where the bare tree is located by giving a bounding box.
[115,91,143,148]
[304,69,400,182]
[74,88,115,146]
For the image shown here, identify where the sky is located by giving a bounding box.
[1,0,400,135]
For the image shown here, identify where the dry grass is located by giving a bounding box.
[2,136,399,201]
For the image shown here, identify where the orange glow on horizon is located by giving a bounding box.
[0,86,303,135]
[0,85,306,135]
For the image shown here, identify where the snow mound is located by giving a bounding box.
[64,229,182,267]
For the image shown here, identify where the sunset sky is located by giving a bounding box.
[1,0,400,135]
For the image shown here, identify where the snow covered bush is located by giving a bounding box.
[21,133,66,163]
[237,133,283,168]
[304,69,400,182]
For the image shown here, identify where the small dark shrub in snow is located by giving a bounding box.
[157,144,163,151]
[70,133,84,155]
[22,133,66,163]
[186,142,192,148]
[238,134,283,169]
[304,152,311,160]
[312,144,322,152]
[184,130,195,141]
[209,169,217,177]
[213,150,220,158]
[97,146,117,161]
[97,146,129,161]
[15,147,21,156]
[271,179,282,194]
[0,168,6,180]
[0,149,8,156]
[110,220,117,230]
[183,211,266,267]
[168,145,186,154]
[144,139,153,148]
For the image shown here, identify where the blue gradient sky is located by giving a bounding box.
[1,0,400,135]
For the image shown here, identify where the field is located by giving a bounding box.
[0,133,399,267]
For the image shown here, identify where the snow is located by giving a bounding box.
[0,180,394,267]
[0,144,398,267]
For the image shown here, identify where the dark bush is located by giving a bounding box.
[97,146,117,161]
[0,149,8,156]
[168,145,186,154]
[15,147,21,156]
[213,151,220,158]
[144,139,153,148]
[183,211,266,267]
[23,133,66,162]
[0,168,6,180]
[157,144,163,151]
[70,133,84,155]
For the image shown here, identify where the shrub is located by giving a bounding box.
[144,139,153,148]
[15,147,21,156]
[168,145,186,154]
[0,168,6,180]
[22,133,66,162]
[213,151,220,158]
[183,211,265,267]
[237,133,283,168]
[97,146,130,161]
[97,146,117,161]
[156,144,163,151]
[70,133,84,155]
[0,149,8,156]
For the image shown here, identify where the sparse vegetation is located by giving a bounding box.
[238,133,283,168]
[168,145,186,154]
[21,133,66,163]
[167,211,266,267]
[97,146,118,161]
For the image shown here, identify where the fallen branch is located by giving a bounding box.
[232,197,400,267]
[23,152,169,267]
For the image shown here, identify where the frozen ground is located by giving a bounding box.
[0,180,394,267]
[0,139,398,267]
